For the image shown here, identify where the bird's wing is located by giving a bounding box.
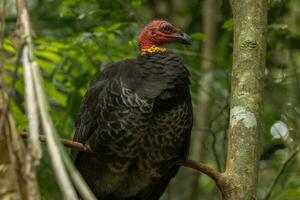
[71,59,153,162]
[139,91,193,200]
[131,126,192,200]
[70,69,109,161]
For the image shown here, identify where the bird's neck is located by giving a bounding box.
[139,31,167,55]
[140,45,167,55]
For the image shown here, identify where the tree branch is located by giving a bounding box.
[19,132,89,152]
[19,131,224,195]
[176,160,224,194]
[263,148,299,200]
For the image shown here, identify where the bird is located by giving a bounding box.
[71,19,193,200]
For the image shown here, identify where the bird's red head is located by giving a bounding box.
[138,20,192,52]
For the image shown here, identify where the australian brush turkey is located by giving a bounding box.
[71,20,193,200]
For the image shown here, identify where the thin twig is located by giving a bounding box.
[19,132,87,152]
[209,103,229,126]
[211,130,222,171]
[263,148,299,200]
[20,131,97,199]
[177,160,224,196]
[20,131,225,197]
[207,103,229,172]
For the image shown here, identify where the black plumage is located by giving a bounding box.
[71,51,193,200]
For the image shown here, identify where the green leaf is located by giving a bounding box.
[3,39,16,54]
[268,23,289,35]
[109,23,123,31]
[35,51,62,64]
[131,0,141,9]
[222,18,233,31]
[107,33,116,41]
[190,32,206,41]
[44,81,67,107]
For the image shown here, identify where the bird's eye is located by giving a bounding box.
[162,26,172,33]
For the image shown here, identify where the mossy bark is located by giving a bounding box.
[222,0,268,199]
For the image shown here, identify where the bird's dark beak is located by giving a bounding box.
[175,31,192,45]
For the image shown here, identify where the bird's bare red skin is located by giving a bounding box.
[139,20,181,50]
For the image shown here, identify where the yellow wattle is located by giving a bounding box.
[140,46,167,55]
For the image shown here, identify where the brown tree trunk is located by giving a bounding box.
[220,0,268,199]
